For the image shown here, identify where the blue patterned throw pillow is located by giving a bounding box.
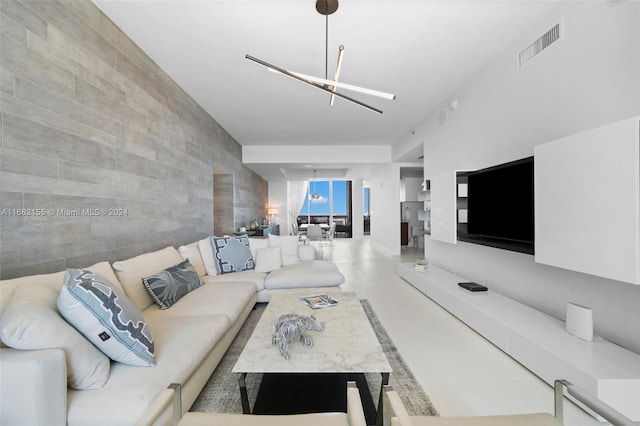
[143,259,202,309]
[57,269,155,367]
[210,235,255,274]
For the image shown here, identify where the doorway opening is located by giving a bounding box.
[400,167,426,250]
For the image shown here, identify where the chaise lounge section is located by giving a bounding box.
[181,234,345,303]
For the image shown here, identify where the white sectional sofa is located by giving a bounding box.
[182,234,345,303]
[0,234,344,425]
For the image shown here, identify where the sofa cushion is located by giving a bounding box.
[198,237,218,276]
[113,246,184,310]
[0,262,123,321]
[211,235,255,274]
[203,270,267,292]
[143,259,203,309]
[298,244,317,262]
[268,234,300,266]
[144,280,256,324]
[264,261,345,290]
[85,261,126,291]
[254,246,282,273]
[58,269,155,367]
[0,277,110,390]
[178,242,207,277]
[67,314,230,425]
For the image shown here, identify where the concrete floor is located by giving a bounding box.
[315,237,601,426]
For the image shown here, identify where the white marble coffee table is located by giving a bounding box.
[233,290,392,424]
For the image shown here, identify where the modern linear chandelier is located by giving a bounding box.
[310,169,321,200]
[246,0,396,114]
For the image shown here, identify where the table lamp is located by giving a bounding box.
[267,207,279,225]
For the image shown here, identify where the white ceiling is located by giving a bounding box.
[93,0,558,180]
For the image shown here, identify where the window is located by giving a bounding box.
[332,180,347,215]
[364,187,370,216]
[300,180,329,215]
[299,179,348,216]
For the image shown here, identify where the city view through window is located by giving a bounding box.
[298,180,370,220]
[299,180,346,215]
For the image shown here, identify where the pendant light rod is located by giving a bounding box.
[245,54,383,114]
[329,45,344,106]
[325,13,329,81]
[292,68,395,100]
[311,169,321,200]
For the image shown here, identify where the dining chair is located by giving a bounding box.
[306,224,324,246]
[291,223,308,245]
[142,381,367,426]
[323,222,337,246]
[178,382,366,425]
[382,379,635,426]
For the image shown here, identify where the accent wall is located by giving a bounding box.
[0,0,268,279]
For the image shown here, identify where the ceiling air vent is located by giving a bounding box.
[517,21,563,68]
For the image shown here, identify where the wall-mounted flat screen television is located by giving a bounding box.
[461,157,534,255]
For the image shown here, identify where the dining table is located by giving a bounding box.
[298,223,330,234]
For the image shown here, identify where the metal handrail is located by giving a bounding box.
[554,380,634,426]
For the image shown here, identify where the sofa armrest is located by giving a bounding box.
[0,348,67,426]
[298,245,317,262]
[382,385,413,426]
[346,381,367,426]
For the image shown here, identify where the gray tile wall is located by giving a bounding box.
[213,173,235,236]
[0,0,268,279]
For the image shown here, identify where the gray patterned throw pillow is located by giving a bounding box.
[57,269,155,367]
[210,235,255,274]
[143,259,203,309]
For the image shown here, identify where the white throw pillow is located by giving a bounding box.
[58,269,155,367]
[0,281,110,390]
[298,245,316,262]
[177,242,207,277]
[198,237,218,276]
[268,234,300,266]
[248,237,269,259]
[254,246,282,273]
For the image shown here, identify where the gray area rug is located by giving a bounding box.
[191,299,439,417]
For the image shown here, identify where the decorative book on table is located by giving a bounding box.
[414,258,429,271]
[301,294,339,309]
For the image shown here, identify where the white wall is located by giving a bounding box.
[244,145,391,164]
[351,179,365,239]
[414,1,640,353]
[267,178,288,233]
[369,163,402,256]
[400,177,423,202]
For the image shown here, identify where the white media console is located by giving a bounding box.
[398,262,640,421]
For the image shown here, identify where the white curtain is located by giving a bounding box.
[287,180,309,234]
